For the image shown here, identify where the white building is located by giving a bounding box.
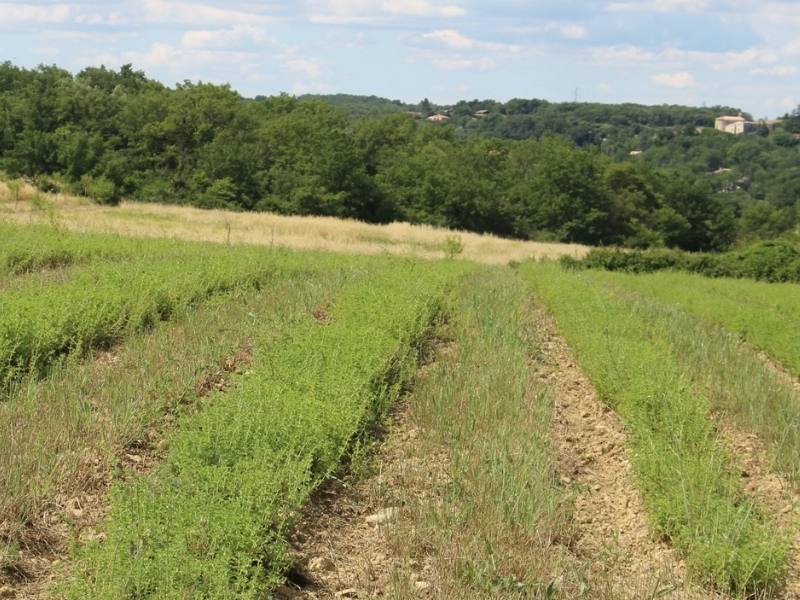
[715,115,752,135]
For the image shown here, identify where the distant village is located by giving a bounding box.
[409,110,786,133]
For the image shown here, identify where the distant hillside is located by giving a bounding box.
[298,94,416,118]
[1,62,798,252]
[304,93,745,143]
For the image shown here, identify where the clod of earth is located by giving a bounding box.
[364,507,399,526]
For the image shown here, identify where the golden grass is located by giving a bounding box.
[0,180,587,264]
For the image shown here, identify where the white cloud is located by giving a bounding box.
[74,12,126,26]
[430,56,496,70]
[284,57,323,79]
[0,2,70,23]
[607,0,709,12]
[142,0,274,26]
[751,65,798,77]
[560,24,587,39]
[592,45,657,63]
[419,29,521,53]
[651,71,695,87]
[307,0,465,24]
[291,81,335,94]
[181,25,269,49]
[767,97,798,111]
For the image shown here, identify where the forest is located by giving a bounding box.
[1,61,799,251]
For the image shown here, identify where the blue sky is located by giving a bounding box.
[1,0,799,117]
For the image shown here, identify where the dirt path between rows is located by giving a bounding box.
[716,418,800,599]
[275,394,447,600]
[0,347,252,600]
[280,308,722,600]
[532,306,711,600]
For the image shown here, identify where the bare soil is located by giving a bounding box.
[716,417,800,599]
[532,306,705,599]
[0,346,253,599]
[275,394,448,600]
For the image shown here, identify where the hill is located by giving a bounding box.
[0,180,586,265]
[1,62,798,252]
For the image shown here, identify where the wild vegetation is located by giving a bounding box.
[523,263,787,595]
[64,261,464,598]
[564,239,800,282]
[3,62,798,250]
[3,59,800,598]
[586,269,800,378]
[3,210,800,598]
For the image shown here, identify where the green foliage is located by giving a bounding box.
[0,227,320,385]
[523,263,788,595]
[566,239,800,283]
[412,269,568,596]
[587,269,800,379]
[444,235,464,258]
[65,261,466,598]
[0,223,134,276]
[0,61,783,252]
[80,175,118,205]
[584,275,800,487]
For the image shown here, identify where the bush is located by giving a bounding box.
[564,240,800,283]
[80,175,119,205]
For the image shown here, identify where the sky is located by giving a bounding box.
[1,0,799,117]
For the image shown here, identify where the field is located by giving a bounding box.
[3,192,800,599]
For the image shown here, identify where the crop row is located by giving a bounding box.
[587,270,800,377]
[65,261,465,598]
[523,263,786,596]
[0,223,185,278]
[0,241,329,388]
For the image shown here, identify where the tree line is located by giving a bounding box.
[1,62,797,251]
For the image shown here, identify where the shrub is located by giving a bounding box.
[565,240,800,283]
[80,175,119,206]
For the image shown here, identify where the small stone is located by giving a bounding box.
[558,475,571,486]
[309,556,335,572]
[335,589,358,598]
[414,581,431,591]
[365,507,399,526]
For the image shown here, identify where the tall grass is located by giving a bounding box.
[388,268,573,598]
[585,273,800,485]
[0,265,354,559]
[63,261,465,598]
[523,263,787,596]
[0,180,588,265]
[0,239,326,388]
[587,270,800,377]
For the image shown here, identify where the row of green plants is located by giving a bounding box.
[0,232,322,387]
[64,261,466,598]
[0,223,136,277]
[0,223,197,278]
[589,269,800,377]
[1,272,348,573]
[585,277,800,486]
[522,263,787,596]
[401,269,574,596]
[562,239,800,283]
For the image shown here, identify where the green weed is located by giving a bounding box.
[522,263,787,596]
[63,261,466,598]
